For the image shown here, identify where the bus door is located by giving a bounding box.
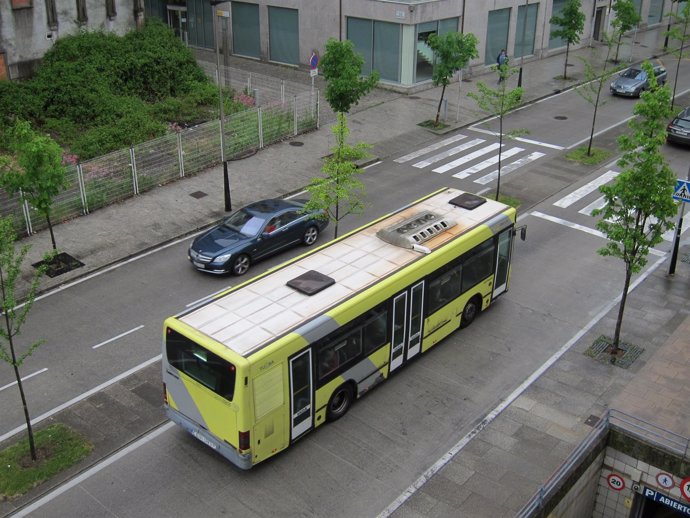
[289,349,313,439]
[390,281,425,373]
[493,228,513,296]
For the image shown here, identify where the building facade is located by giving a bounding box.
[144,0,673,90]
[0,0,143,80]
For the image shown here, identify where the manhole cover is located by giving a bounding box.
[554,115,568,120]
[566,63,574,67]
[584,415,601,427]
[289,141,304,147]
[189,191,208,199]
[408,96,420,99]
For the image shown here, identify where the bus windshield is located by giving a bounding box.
[166,328,236,401]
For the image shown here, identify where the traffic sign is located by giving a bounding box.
[608,473,625,491]
[309,50,319,70]
[681,476,690,502]
[657,472,675,489]
[673,179,690,202]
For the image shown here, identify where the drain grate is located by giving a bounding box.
[584,335,644,369]
[189,191,208,199]
[680,253,690,264]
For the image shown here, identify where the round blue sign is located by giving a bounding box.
[309,51,319,70]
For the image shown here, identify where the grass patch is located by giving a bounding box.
[418,120,449,130]
[498,194,521,209]
[0,424,92,500]
[565,146,612,166]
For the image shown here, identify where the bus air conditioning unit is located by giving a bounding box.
[376,211,456,252]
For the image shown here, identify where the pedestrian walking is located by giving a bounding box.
[497,49,508,84]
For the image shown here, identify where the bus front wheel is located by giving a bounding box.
[460,296,481,328]
[327,384,353,421]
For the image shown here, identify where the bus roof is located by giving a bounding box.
[178,188,513,357]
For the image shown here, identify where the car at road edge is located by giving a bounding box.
[667,106,690,147]
[610,63,667,98]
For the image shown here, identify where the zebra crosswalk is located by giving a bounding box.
[547,169,684,243]
[395,131,552,184]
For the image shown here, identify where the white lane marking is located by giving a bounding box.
[11,421,176,518]
[186,286,233,308]
[452,147,524,179]
[0,368,48,394]
[0,355,161,443]
[531,211,666,256]
[513,136,564,150]
[378,252,668,518]
[92,325,145,350]
[362,160,382,169]
[412,138,484,168]
[468,127,563,150]
[553,170,619,208]
[579,196,607,216]
[474,151,546,184]
[432,143,501,174]
[394,134,468,163]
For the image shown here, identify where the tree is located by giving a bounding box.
[427,32,479,126]
[575,33,623,156]
[467,63,523,201]
[592,62,677,358]
[550,0,586,80]
[310,38,379,239]
[303,113,370,239]
[666,0,690,108]
[0,120,69,252]
[611,0,641,62]
[0,217,47,461]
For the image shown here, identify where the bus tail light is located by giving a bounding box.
[239,430,250,451]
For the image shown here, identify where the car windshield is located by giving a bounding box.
[223,209,267,236]
[621,68,645,80]
[673,117,690,130]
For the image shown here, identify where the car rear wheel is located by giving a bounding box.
[303,226,319,246]
[232,254,250,276]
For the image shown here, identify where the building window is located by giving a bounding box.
[268,6,299,65]
[76,0,88,23]
[11,0,32,9]
[45,0,58,29]
[648,0,664,24]
[347,17,401,83]
[548,0,566,49]
[106,0,116,19]
[486,8,511,65]
[515,3,539,58]
[415,18,458,83]
[232,2,260,59]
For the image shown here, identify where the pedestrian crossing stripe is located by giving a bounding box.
[673,180,690,202]
[432,143,502,173]
[413,138,485,168]
[473,152,546,185]
[394,133,468,163]
[553,170,619,208]
[452,147,524,179]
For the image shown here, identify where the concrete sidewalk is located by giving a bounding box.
[2,24,689,518]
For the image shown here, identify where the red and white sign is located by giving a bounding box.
[607,473,625,491]
[681,476,690,502]
[656,472,675,489]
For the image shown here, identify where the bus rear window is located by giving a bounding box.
[166,328,236,401]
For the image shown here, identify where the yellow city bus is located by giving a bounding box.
[163,188,519,469]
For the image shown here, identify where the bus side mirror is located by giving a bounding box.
[514,225,527,241]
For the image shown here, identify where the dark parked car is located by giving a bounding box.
[610,63,667,97]
[667,107,690,146]
[188,199,328,275]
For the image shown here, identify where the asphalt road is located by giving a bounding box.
[2,65,690,516]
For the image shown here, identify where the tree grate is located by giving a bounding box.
[584,335,644,369]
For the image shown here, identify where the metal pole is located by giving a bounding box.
[518,0,529,88]
[669,165,689,275]
[223,161,231,211]
[213,7,225,162]
[664,0,676,50]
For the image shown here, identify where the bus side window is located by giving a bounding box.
[363,312,387,354]
[319,345,339,379]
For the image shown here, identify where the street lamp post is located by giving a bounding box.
[664,0,677,50]
[518,0,529,88]
[210,0,232,211]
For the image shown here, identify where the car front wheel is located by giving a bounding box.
[303,226,319,246]
[231,254,250,276]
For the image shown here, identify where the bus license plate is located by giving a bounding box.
[192,430,217,450]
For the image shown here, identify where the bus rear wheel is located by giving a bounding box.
[327,384,353,421]
[460,296,481,328]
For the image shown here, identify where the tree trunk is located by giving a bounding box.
[333,114,345,240]
[615,34,622,62]
[563,43,570,80]
[435,84,447,126]
[46,212,57,251]
[611,264,633,359]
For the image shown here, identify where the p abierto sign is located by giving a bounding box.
[607,473,625,491]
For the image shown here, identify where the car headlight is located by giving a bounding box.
[214,252,232,263]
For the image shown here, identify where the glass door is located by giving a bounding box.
[390,281,425,373]
[493,228,513,296]
[289,350,312,439]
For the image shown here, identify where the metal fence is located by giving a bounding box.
[515,408,690,517]
[2,66,318,237]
